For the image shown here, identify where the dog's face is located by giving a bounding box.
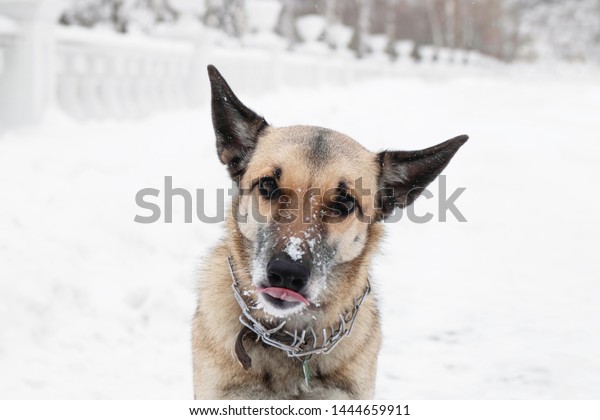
[208,65,467,319]
[239,125,381,317]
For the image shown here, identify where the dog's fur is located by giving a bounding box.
[192,65,467,399]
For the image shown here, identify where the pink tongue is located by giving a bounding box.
[258,287,310,305]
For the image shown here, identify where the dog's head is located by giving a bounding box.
[208,65,467,320]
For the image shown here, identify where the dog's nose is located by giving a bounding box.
[266,253,310,293]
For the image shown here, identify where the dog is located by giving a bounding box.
[192,65,467,399]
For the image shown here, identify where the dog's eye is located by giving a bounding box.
[258,176,280,199]
[329,194,355,217]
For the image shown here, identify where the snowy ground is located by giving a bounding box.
[1,67,599,399]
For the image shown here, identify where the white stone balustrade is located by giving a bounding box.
[55,27,197,120]
[0,0,499,127]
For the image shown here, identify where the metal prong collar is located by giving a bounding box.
[228,256,370,359]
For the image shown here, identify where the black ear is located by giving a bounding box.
[376,135,468,219]
[207,65,268,180]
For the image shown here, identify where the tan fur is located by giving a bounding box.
[192,125,385,399]
[194,66,467,398]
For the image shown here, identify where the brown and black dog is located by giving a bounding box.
[192,65,467,399]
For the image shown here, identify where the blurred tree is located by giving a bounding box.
[275,0,300,48]
[57,0,600,63]
[384,0,399,57]
[59,0,110,28]
[204,0,246,37]
[458,0,475,51]
[424,0,443,53]
[349,0,372,58]
[60,0,179,33]
[323,0,338,48]
[520,0,600,62]
[444,0,455,48]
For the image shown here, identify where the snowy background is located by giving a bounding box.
[1,0,600,400]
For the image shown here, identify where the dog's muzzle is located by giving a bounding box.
[259,252,311,308]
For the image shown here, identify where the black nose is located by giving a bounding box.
[266,253,310,293]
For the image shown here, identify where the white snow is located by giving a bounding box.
[0,15,17,34]
[1,67,599,399]
[284,237,304,262]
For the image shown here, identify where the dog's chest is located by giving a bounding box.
[246,345,352,399]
